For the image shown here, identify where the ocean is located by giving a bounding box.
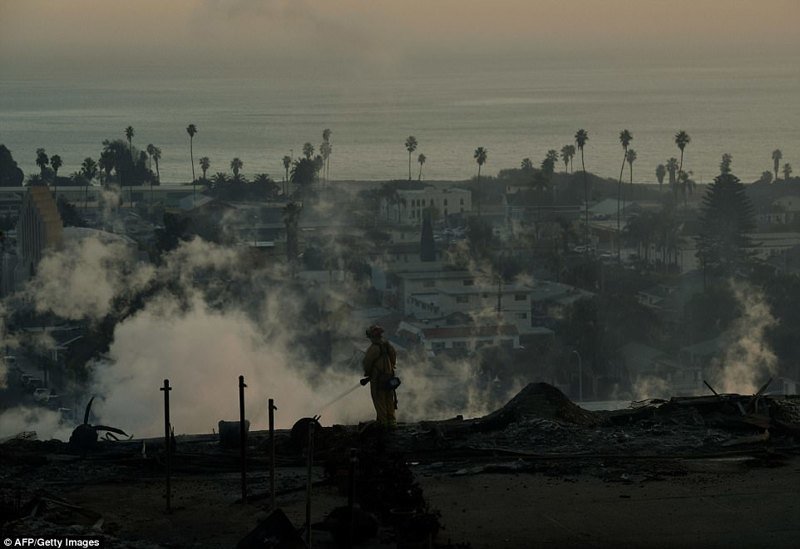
[1,61,798,186]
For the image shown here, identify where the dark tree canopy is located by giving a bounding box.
[696,172,756,278]
[0,145,25,186]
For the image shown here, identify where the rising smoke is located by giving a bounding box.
[1,230,511,440]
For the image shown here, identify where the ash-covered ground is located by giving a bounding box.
[2,383,799,548]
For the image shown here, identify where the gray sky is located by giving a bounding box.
[1,0,798,77]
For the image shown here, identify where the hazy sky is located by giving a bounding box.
[2,0,798,77]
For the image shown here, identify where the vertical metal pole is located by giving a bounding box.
[347,448,357,549]
[160,379,172,513]
[268,398,276,511]
[305,421,314,547]
[239,375,247,504]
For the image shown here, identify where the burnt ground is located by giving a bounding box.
[1,383,800,548]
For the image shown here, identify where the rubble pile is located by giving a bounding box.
[475,382,599,432]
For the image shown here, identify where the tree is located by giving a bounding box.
[675,130,691,173]
[772,149,783,181]
[574,129,589,246]
[125,126,135,162]
[50,154,62,182]
[473,146,488,213]
[80,157,98,181]
[35,148,49,177]
[521,157,534,172]
[666,157,679,199]
[199,156,210,181]
[187,123,198,198]
[678,170,695,206]
[656,164,666,193]
[320,141,332,184]
[151,146,161,184]
[626,148,637,197]
[784,163,793,181]
[720,153,733,175]
[321,128,332,181]
[50,154,62,196]
[302,142,315,160]
[0,145,24,186]
[146,144,156,172]
[230,157,244,181]
[418,153,426,180]
[560,145,574,173]
[405,136,418,180]
[290,157,320,193]
[617,130,633,256]
[696,171,755,285]
[759,171,774,185]
[282,155,291,194]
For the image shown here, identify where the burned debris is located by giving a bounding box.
[68,397,130,453]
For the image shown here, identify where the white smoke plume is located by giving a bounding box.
[711,281,778,394]
[0,406,72,441]
[28,234,153,320]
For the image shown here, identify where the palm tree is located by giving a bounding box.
[656,164,666,193]
[783,163,793,181]
[772,149,783,181]
[405,136,418,180]
[186,123,197,198]
[474,146,488,214]
[50,154,62,197]
[322,128,332,181]
[678,170,695,206]
[521,158,534,171]
[574,129,589,246]
[617,130,633,257]
[212,172,228,189]
[231,157,243,181]
[418,153,426,180]
[320,141,332,184]
[124,126,135,192]
[151,146,161,204]
[146,144,156,172]
[199,157,210,181]
[626,148,637,198]
[282,155,291,194]
[666,157,679,199]
[674,130,691,173]
[35,148,49,177]
[560,145,575,173]
[302,142,314,160]
[80,157,98,181]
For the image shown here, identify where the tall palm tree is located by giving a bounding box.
[473,146,487,214]
[772,149,783,181]
[124,126,135,194]
[405,136,418,180]
[560,146,571,172]
[320,141,332,184]
[783,163,793,181]
[199,157,210,181]
[231,157,243,181]
[617,129,633,257]
[574,129,589,246]
[186,123,198,199]
[656,164,666,193]
[322,128,332,181]
[146,144,156,173]
[50,154,62,198]
[302,142,314,160]
[282,155,291,195]
[666,157,679,200]
[417,153,426,180]
[35,148,49,177]
[674,130,691,173]
[626,148,637,201]
[80,157,98,181]
[151,146,161,204]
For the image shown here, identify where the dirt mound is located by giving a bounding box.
[475,383,598,431]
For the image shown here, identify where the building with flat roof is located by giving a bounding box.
[14,185,63,284]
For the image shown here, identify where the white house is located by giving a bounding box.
[381,186,471,226]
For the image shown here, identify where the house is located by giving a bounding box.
[380,186,471,226]
[398,320,521,355]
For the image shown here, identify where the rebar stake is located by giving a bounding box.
[160,379,172,514]
[239,375,247,504]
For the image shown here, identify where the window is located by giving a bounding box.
[463,279,474,286]
[514,294,527,301]
[456,296,469,304]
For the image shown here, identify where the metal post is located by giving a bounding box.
[268,398,276,511]
[160,379,172,513]
[347,448,357,549]
[239,375,247,504]
[572,350,583,402]
[305,421,314,547]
